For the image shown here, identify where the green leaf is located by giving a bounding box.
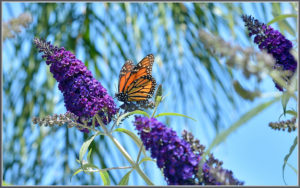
[267,14,297,25]
[202,97,280,163]
[285,110,297,117]
[114,128,147,156]
[233,80,261,101]
[70,168,83,181]
[139,157,156,165]
[100,170,111,185]
[281,92,291,115]
[287,162,297,174]
[79,133,99,162]
[279,19,295,37]
[82,163,99,171]
[155,112,196,121]
[116,110,150,126]
[118,170,133,185]
[87,148,93,163]
[92,116,96,129]
[282,136,297,185]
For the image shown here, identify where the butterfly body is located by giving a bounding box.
[116,54,156,107]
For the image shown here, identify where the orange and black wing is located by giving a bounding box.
[117,54,156,102]
[125,75,156,102]
[131,54,154,79]
[121,54,155,94]
[118,60,134,93]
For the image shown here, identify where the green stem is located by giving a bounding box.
[151,105,158,118]
[96,115,154,185]
[108,134,153,185]
[73,122,102,133]
[86,166,132,173]
[136,145,143,164]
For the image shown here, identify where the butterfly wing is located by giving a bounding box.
[118,60,134,93]
[117,54,156,103]
[132,54,154,79]
[125,75,156,101]
[122,54,155,94]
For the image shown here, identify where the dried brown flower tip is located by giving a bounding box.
[269,117,297,132]
[32,111,79,128]
[3,12,32,40]
[199,29,275,82]
[182,130,206,156]
[181,130,243,185]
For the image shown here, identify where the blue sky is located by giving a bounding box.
[2,2,298,186]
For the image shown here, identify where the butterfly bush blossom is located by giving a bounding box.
[134,116,244,185]
[134,116,199,185]
[242,15,297,91]
[182,130,244,185]
[34,38,118,132]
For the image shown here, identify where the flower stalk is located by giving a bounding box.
[95,115,154,185]
[86,166,132,173]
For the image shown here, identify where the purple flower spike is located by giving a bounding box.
[133,116,200,185]
[182,130,244,185]
[34,38,118,132]
[242,15,297,91]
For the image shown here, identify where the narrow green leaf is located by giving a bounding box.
[267,14,297,25]
[114,128,147,156]
[282,136,297,185]
[82,163,99,171]
[139,157,156,165]
[287,162,297,174]
[70,168,83,181]
[281,92,291,115]
[100,170,111,185]
[203,97,280,162]
[155,112,196,121]
[79,133,99,162]
[118,170,133,185]
[291,3,298,12]
[233,80,261,101]
[87,148,93,164]
[285,110,297,117]
[116,110,150,126]
[130,110,150,117]
[279,20,296,37]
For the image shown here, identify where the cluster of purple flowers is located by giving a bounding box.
[134,116,244,185]
[134,116,200,185]
[182,130,244,185]
[34,38,118,132]
[201,155,244,185]
[242,15,297,91]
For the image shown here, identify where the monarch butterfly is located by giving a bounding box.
[116,54,156,106]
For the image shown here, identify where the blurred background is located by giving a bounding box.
[2,2,298,185]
